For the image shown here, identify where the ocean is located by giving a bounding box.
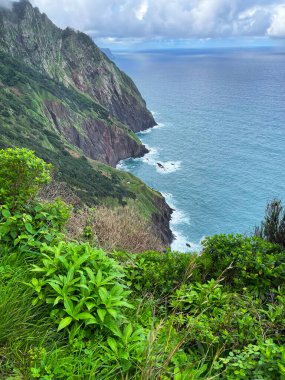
[115,48,285,252]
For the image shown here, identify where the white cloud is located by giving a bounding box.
[29,0,285,40]
[135,1,148,21]
[267,4,285,37]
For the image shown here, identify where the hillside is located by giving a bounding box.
[0,149,284,379]
[0,0,172,246]
[0,0,155,132]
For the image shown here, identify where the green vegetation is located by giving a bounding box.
[0,148,52,209]
[1,148,285,379]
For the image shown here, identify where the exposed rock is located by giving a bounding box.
[152,196,174,245]
[44,100,148,166]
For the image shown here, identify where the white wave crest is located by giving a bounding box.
[140,146,181,174]
[162,192,203,253]
[162,192,190,226]
[171,231,200,252]
[156,160,182,174]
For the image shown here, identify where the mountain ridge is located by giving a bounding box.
[0,0,156,132]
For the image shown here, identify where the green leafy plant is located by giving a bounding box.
[28,242,134,340]
[116,250,195,297]
[213,340,285,379]
[0,199,70,252]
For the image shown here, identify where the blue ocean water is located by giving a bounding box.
[115,48,285,251]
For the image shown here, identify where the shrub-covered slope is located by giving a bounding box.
[0,149,284,379]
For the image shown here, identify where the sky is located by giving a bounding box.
[8,0,285,49]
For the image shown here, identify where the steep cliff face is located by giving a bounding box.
[44,100,148,166]
[0,0,156,132]
[0,52,147,167]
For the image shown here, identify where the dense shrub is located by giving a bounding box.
[0,200,70,253]
[199,234,285,293]
[0,147,285,379]
[214,340,285,379]
[0,148,52,209]
[115,250,195,297]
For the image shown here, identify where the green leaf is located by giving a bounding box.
[124,323,133,341]
[85,267,95,283]
[86,302,96,311]
[76,312,94,320]
[107,308,117,319]
[99,288,109,304]
[66,266,75,283]
[86,317,98,325]
[57,317,73,331]
[107,337,118,353]
[63,297,74,316]
[278,363,285,375]
[2,209,11,218]
[47,281,63,295]
[96,269,103,285]
[25,222,34,234]
[31,278,39,286]
[97,308,107,322]
[53,296,62,306]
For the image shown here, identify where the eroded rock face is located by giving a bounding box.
[152,196,174,246]
[0,0,156,132]
[44,100,148,166]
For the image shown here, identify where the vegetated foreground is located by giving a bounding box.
[0,148,285,379]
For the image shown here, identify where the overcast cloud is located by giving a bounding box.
[8,0,285,45]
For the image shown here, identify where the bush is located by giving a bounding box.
[0,148,52,209]
[170,280,264,355]
[199,234,285,293]
[214,340,285,379]
[0,199,70,253]
[115,250,195,298]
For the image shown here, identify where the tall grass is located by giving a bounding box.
[0,249,62,379]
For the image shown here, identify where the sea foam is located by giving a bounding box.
[140,145,182,174]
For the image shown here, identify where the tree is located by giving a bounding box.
[255,199,285,247]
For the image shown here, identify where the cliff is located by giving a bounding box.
[0,1,173,246]
[0,0,156,132]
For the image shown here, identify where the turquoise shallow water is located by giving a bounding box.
[115,49,285,251]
